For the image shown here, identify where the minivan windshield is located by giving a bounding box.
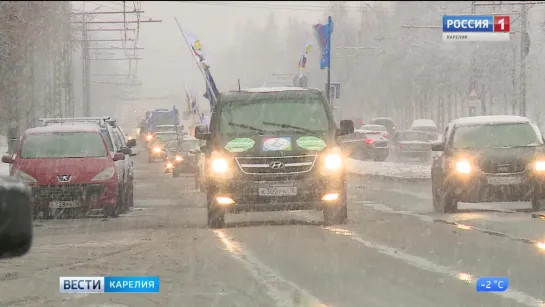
[452,123,543,149]
[21,132,108,158]
[218,97,330,135]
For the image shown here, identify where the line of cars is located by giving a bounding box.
[339,117,439,162]
[1,117,138,219]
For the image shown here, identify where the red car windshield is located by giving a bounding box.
[20,132,108,159]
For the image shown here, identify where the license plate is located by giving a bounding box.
[487,176,522,185]
[49,201,81,209]
[258,186,297,196]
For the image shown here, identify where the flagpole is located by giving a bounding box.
[174,17,218,105]
[327,15,332,112]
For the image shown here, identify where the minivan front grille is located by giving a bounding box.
[235,155,317,175]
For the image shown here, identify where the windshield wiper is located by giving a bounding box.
[262,122,318,135]
[228,122,271,135]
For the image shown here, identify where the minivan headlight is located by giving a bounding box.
[91,167,115,181]
[321,147,344,175]
[12,169,38,183]
[209,151,233,179]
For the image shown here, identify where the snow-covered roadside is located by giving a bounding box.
[347,158,431,180]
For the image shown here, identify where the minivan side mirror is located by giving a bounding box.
[0,176,33,259]
[431,140,445,152]
[339,120,355,136]
[195,124,211,141]
[126,139,136,148]
[1,155,14,164]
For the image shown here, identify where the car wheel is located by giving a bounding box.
[194,173,200,190]
[172,169,180,178]
[531,186,545,211]
[434,184,458,213]
[207,193,225,229]
[127,184,134,208]
[374,155,387,162]
[323,205,348,225]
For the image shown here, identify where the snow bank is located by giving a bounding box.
[347,158,431,179]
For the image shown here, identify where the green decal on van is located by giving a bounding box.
[225,138,255,153]
[296,136,326,151]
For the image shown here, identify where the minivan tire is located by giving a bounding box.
[206,194,225,228]
[323,205,348,225]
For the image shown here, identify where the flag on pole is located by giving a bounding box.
[298,38,312,77]
[313,19,333,69]
[183,30,209,68]
[203,67,220,111]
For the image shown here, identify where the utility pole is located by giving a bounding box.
[63,1,74,118]
[73,2,161,116]
[81,7,91,116]
[519,3,528,116]
[470,1,477,104]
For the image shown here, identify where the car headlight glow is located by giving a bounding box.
[175,155,183,162]
[147,135,153,141]
[324,153,342,170]
[12,169,37,183]
[536,161,545,171]
[211,158,229,173]
[166,162,173,168]
[153,147,161,153]
[455,160,472,174]
[91,167,115,181]
[209,151,233,179]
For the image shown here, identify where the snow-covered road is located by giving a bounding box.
[0,153,542,307]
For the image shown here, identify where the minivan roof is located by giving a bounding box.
[220,87,323,103]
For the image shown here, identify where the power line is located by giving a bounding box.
[178,1,386,12]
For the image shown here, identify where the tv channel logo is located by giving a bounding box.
[442,15,510,42]
[60,276,160,293]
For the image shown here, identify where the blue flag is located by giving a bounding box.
[313,16,333,69]
[203,67,220,110]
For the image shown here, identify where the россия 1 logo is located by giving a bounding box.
[442,15,510,42]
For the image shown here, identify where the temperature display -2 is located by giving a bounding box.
[476,277,509,292]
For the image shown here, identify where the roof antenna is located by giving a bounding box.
[238,78,241,91]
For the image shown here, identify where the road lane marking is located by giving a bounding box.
[354,201,540,246]
[213,230,329,307]
[323,226,544,307]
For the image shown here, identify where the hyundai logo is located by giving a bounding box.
[57,175,72,182]
[497,164,510,172]
[269,161,285,170]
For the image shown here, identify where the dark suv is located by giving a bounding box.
[194,87,354,228]
[370,117,397,136]
[431,115,545,213]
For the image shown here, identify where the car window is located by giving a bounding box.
[112,129,124,149]
[397,132,429,142]
[154,133,178,143]
[217,96,330,135]
[452,123,542,149]
[179,139,200,151]
[21,132,108,159]
[100,129,114,152]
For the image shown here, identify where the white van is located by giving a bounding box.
[410,119,438,141]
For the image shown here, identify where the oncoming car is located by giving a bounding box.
[1,124,126,219]
[431,115,545,213]
[148,131,178,162]
[194,87,354,228]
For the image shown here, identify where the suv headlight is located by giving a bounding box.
[91,167,115,181]
[454,159,472,174]
[321,147,344,175]
[535,161,545,171]
[12,169,38,183]
[209,151,233,179]
[153,147,162,153]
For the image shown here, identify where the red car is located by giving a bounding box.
[1,124,125,219]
